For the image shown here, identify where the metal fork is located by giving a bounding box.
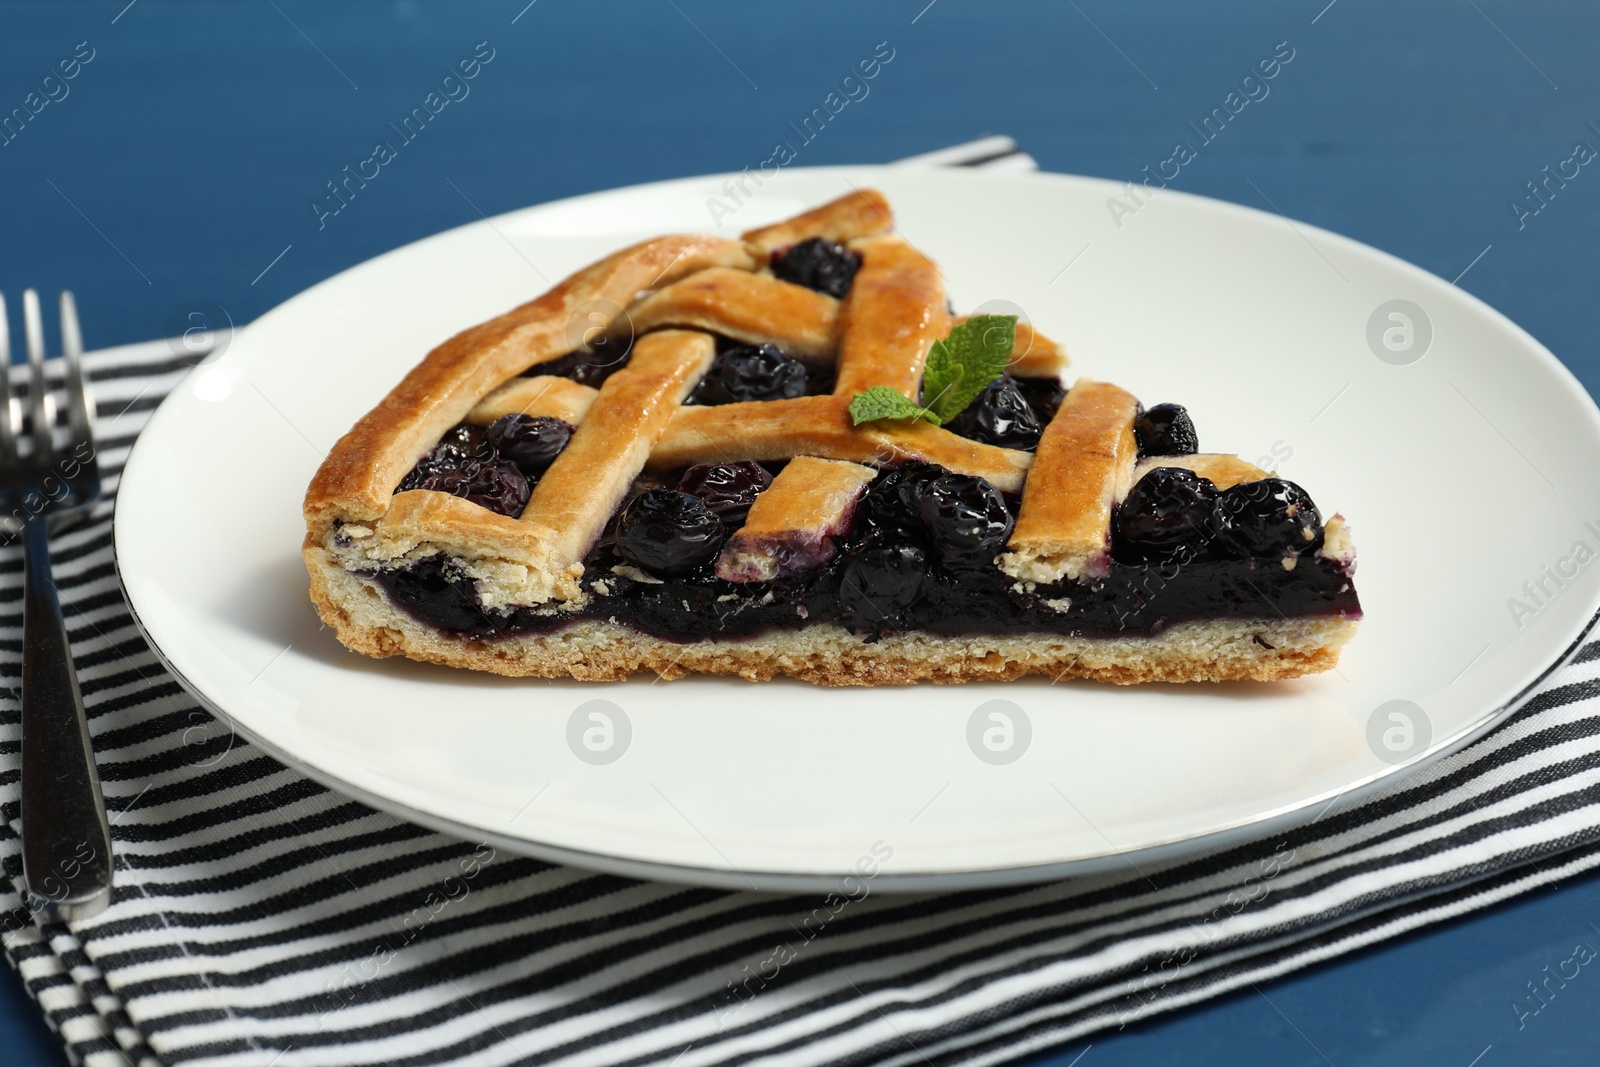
[4,289,113,921]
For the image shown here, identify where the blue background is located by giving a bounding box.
[4,0,1600,1063]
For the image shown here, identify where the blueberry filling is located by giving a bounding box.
[838,544,927,629]
[945,375,1044,451]
[439,422,495,460]
[1134,403,1198,456]
[616,489,724,576]
[771,238,861,298]
[395,417,577,518]
[371,555,500,636]
[1216,477,1324,557]
[677,461,772,525]
[488,414,574,475]
[918,474,1014,570]
[1112,467,1221,565]
[526,340,632,387]
[687,343,808,405]
[1111,469,1324,565]
[396,445,531,517]
[1014,377,1067,425]
[373,461,1358,643]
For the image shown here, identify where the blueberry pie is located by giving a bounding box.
[304,189,1360,684]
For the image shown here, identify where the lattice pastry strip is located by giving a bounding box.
[715,457,879,583]
[305,233,753,530]
[619,269,840,363]
[616,269,1070,379]
[1001,379,1141,584]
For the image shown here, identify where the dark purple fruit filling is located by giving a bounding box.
[677,461,772,525]
[771,238,861,298]
[855,462,942,543]
[376,462,1357,643]
[1113,467,1221,564]
[397,415,582,518]
[945,375,1044,451]
[1111,469,1325,565]
[527,342,632,387]
[489,414,574,475]
[372,555,497,636]
[439,423,495,460]
[397,442,531,517]
[1015,377,1067,425]
[1216,478,1324,557]
[616,489,724,576]
[1134,403,1198,456]
[918,474,1015,571]
[838,544,927,629]
[687,344,808,405]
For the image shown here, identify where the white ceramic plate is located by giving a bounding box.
[116,165,1600,892]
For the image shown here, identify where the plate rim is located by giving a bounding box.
[112,163,1600,892]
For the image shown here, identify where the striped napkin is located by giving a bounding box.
[5,137,1600,1067]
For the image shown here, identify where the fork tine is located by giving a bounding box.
[21,289,54,463]
[0,295,15,466]
[58,292,94,447]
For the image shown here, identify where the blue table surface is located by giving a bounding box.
[5,1,1600,1063]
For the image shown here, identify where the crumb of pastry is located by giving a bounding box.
[997,542,1110,585]
[1317,514,1355,567]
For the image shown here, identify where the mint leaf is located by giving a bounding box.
[921,314,1017,425]
[848,386,942,427]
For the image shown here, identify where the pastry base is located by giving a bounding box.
[308,545,1357,686]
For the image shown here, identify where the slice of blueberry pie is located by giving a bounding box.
[304,189,1360,684]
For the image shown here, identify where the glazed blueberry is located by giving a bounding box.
[439,422,495,460]
[616,489,724,576]
[1112,467,1220,564]
[399,443,465,488]
[771,237,861,298]
[1015,377,1067,425]
[1134,403,1198,457]
[854,463,942,542]
[945,376,1043,451]
[489,414,574,474]
[690,344,808,405]
[531,345,631,387]
[918,474,1015,571]
[399,452,531,517]
[1215,478,1324,558]
[677,461,773,525]
[839,543,927,627]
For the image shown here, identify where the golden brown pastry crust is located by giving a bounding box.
[616,268,839,362]
[741,187,895,256]
[833,235,950,397]
[647,396,1032,492]
[717,457,877,582]
[516,330,714,578]
[613,293,1070,379]
[1001,379,1140,583]
[467,375,598,425]
[304,234,752,530]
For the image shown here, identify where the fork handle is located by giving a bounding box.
[20,517,112,921]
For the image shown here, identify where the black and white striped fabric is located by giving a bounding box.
[5,137,1600,1067]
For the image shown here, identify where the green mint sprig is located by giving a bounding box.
[847,314,1017,428]
[847,385,940,425]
